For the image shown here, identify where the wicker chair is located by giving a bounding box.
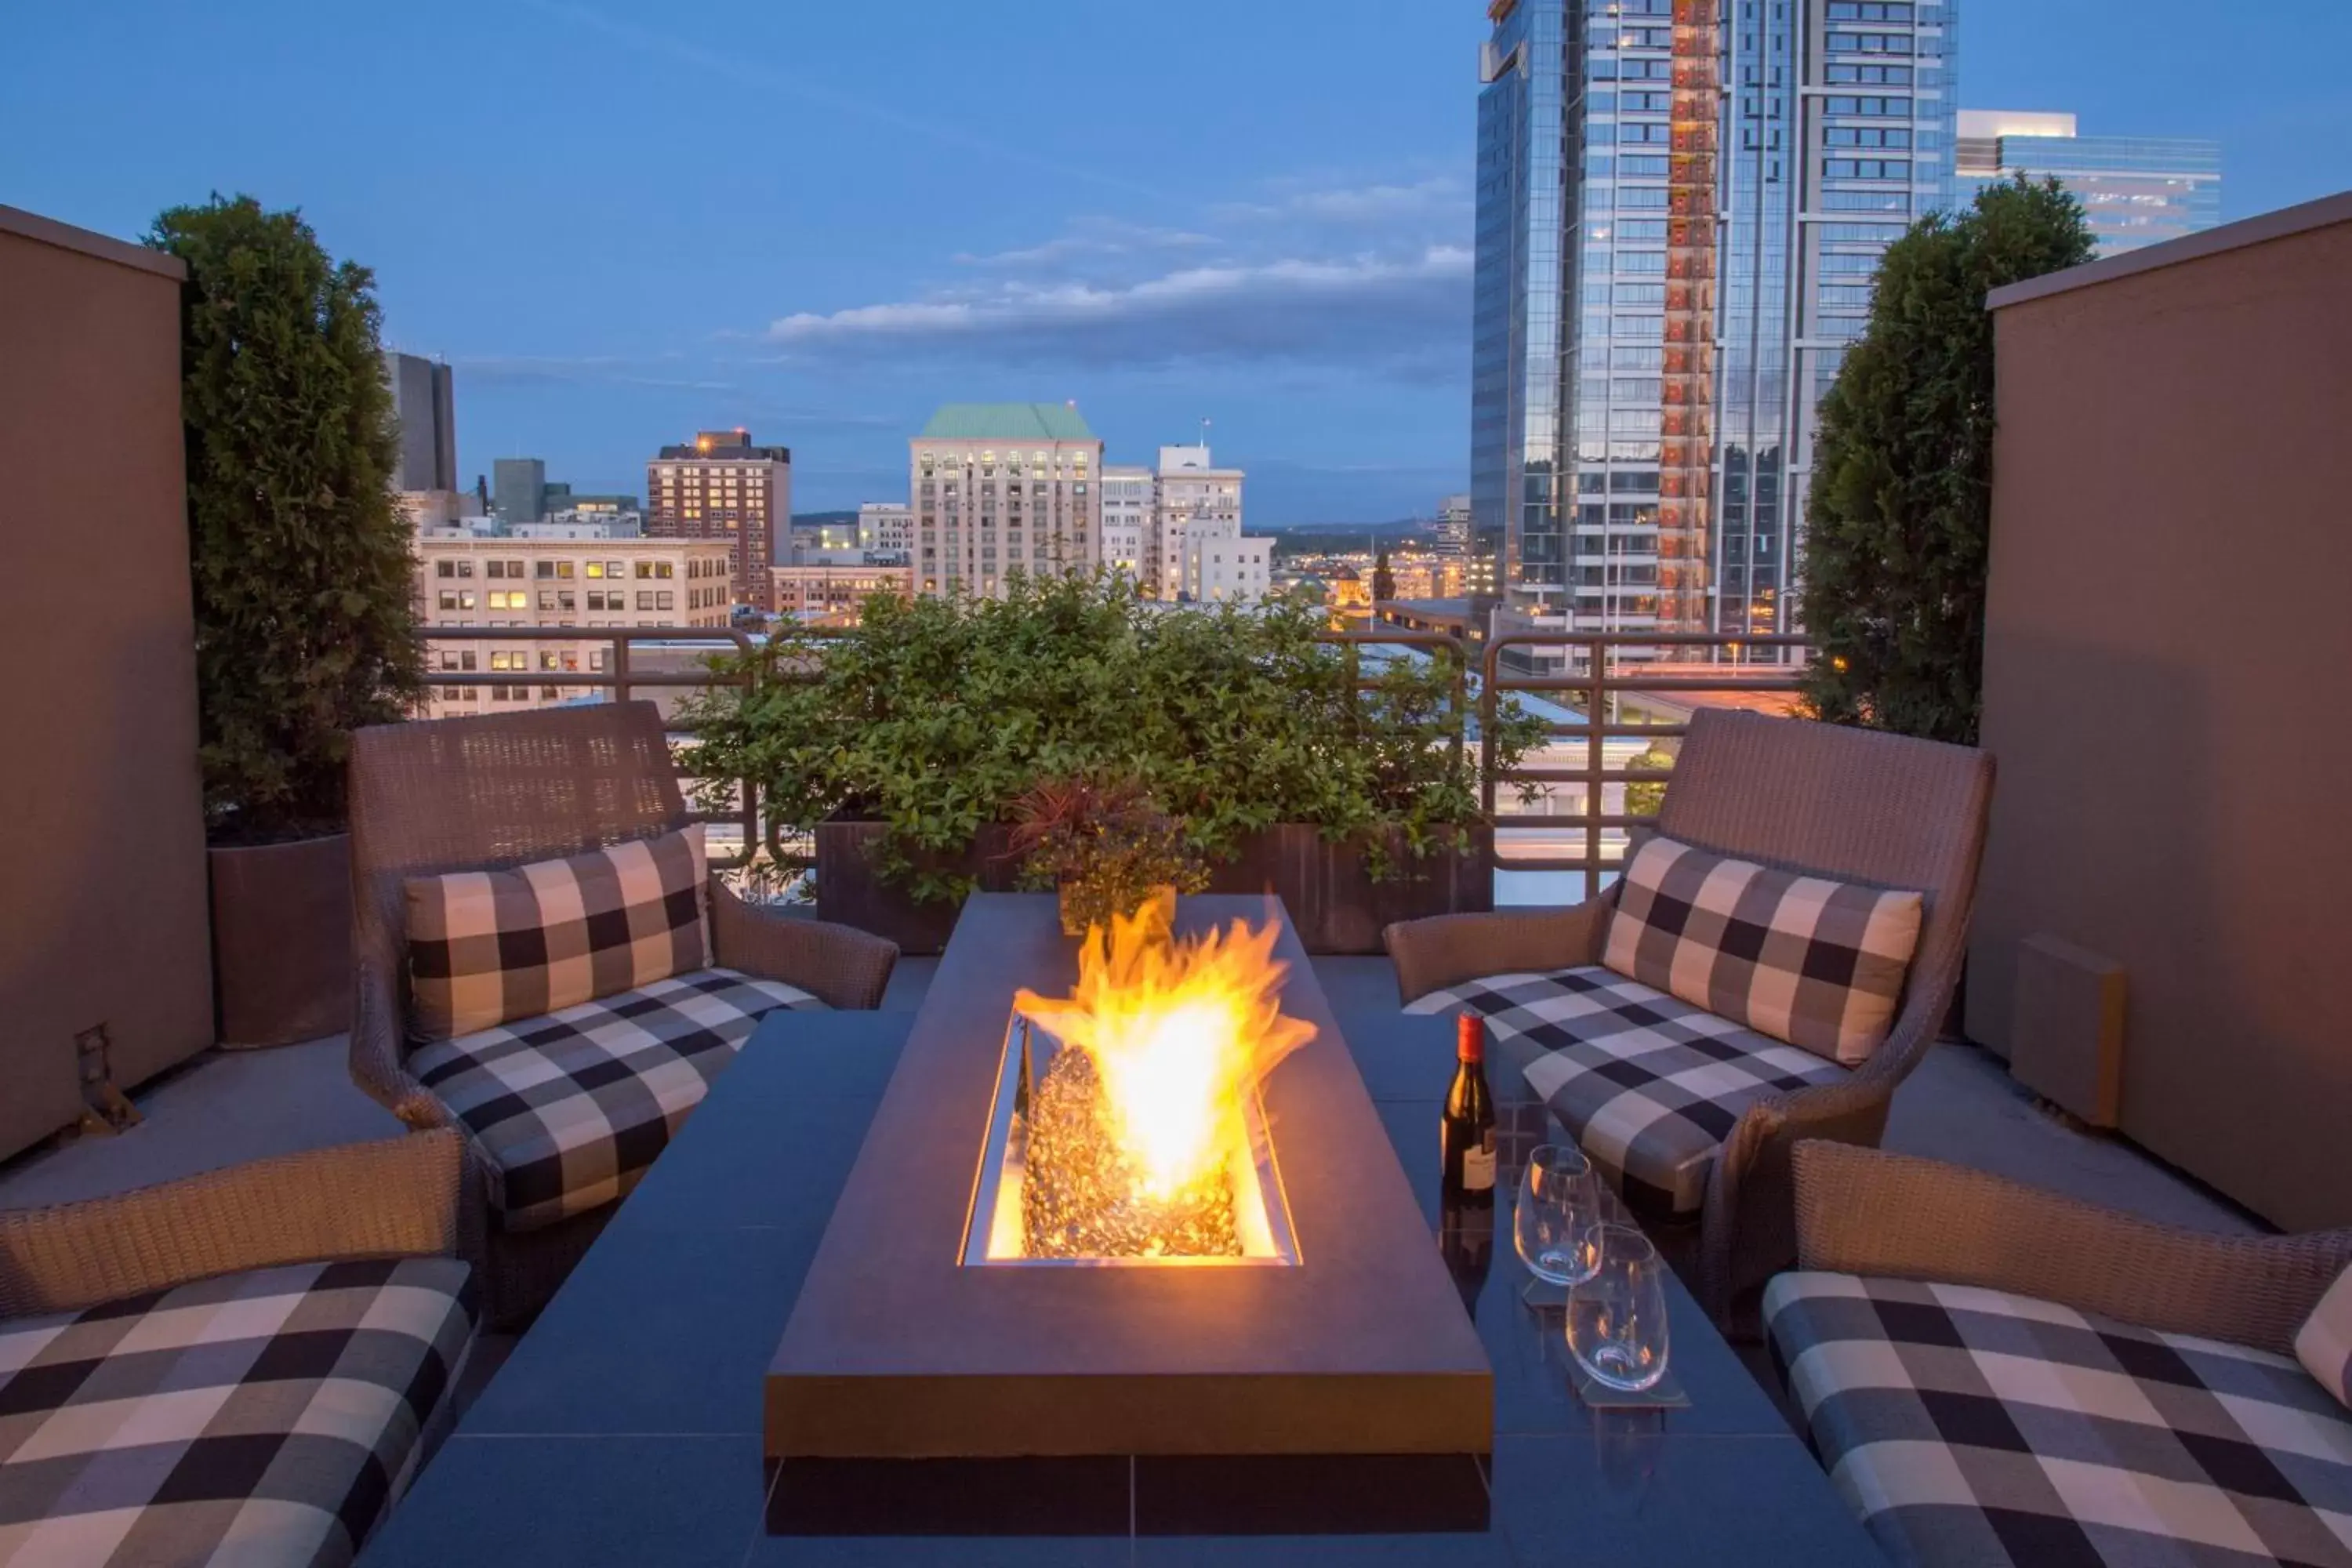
[0,1132,476,1565]
[1385,708,1994,1330]
[1771,1142,2352,1567]
[348,701,898,1326]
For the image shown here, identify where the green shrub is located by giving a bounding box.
[680,574,1547,903]
[150,194,423,837]
[1799,176,2095,746]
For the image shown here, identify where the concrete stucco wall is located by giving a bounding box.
[0,207,213,1160]
[1969,194,2352,1232]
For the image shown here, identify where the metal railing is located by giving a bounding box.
[1480,631,1810,899]
[412,622,1813,896]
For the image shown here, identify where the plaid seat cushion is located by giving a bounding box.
[0,1257,474,1568]
[1766,1271,2352,1568]
[1604,834,1925,1065]
[405,823,711,1043]
[410,967,821,1231]
[2300,1267,2352,1411]
[1405,966,1844,1219]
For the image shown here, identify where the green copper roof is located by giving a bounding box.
[919,402,1098,442]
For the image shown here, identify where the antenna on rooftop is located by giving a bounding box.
[1200,416,1211,450]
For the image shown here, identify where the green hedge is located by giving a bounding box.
[681,575,1547,903]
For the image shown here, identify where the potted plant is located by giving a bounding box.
[1004,776,1210,936]
[680,574,1547,953]
[149,195,423,1046]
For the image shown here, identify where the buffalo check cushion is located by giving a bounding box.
[1766,1271,2352,1568]
[0,1257,474,1568]
[2300,1268,2352,1411]
[405,823,711,1043]
[409,967,821,1231]
[1604,834,1924,1065]
[1405,965,1845,1218]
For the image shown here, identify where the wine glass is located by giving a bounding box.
[1514,1143,1602,1305]
[1566,1224,1671,1395]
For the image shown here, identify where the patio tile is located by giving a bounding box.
[461,1225,822,1436]
[1331,1010,1461,1103]
[607,1093,880,1236]
[1488,1433,1882,1567]
[365,1434,764,1568]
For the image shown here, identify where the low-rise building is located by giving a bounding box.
[414,532,735,720]
[1099,464,1152,588]
[1178,516,1272,604]
[771,555,914,625]
[1153,444,1243,603]
[857,503,913,557]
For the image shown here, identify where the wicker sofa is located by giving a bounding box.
[1385,709,1994,1329]
[347,702,898,1326]
[0,1132,476,1568]
[1770,1142,2352,1568]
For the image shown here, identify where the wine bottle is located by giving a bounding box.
[1441,1011,1497,1207]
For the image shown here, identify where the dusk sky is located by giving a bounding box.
[6,1,2348,522]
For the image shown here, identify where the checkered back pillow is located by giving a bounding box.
[2298,1265,2352,1409]
[406,823,710,1042]
[1602,834,1922,1065]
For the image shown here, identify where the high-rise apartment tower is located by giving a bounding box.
[383,352,456,494]
[1955,111,2220,257]
[1472,0,1955,644]
[646,429,792,612]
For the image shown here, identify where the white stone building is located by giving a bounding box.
[1099,465,1152,587]
[910,404,1103,599]
[1152,444,1243,602]
[857,502,913,558]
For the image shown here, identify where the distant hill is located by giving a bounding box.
[1263,519,1435,560]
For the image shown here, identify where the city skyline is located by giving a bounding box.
[5,0,2347,521]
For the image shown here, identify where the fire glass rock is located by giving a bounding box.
[1021,1046,1240,1259]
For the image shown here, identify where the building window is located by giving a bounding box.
[436,561,455,579]
[635,561,654,579]
[637,591,655,611]
[655,591,674,611]
[585,561,604,579]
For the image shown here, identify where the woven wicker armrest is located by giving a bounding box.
[350,946,451,1131]
[1383,899,1614,1006]
[0,1131,468,1319]
[709,878,898,1010]
[1790,1142,2352,1356]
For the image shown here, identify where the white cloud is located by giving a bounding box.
[1216,176,1471,226]
[764,246,1470,373]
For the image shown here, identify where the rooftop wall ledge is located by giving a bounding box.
[1985,187,2352,312]
[0,205,186,281]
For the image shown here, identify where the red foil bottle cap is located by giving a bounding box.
[1456,1011,1485,1062]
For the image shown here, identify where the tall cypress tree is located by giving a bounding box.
[1798,176,2094,746]
[150,194,423,836]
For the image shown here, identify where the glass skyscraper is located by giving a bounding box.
[1472,0,1956,644]
[1955,111,2222,257]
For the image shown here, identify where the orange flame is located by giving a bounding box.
[1014,903,1315,1200]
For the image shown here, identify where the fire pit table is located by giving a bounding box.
[360,895,1883,1566]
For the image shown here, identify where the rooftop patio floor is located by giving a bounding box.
[0,953,2259,1239]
